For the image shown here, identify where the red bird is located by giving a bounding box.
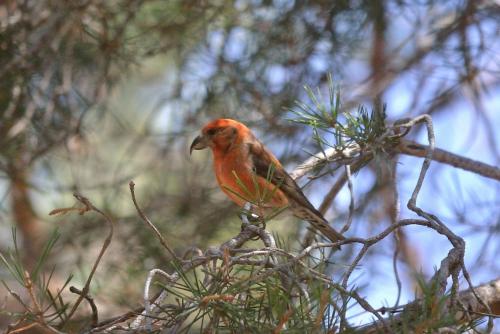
[190,119,344,243]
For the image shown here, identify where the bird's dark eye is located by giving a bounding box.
[206,128,219,136]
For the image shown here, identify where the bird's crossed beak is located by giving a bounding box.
[190,134,209,155]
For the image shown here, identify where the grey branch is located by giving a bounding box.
[289,143,360,181]
[397,139,500,181]
[288,138,500,182]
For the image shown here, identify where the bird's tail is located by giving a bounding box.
[309,218,345,243]
[292,205,345,244]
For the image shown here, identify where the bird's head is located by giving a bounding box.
[190,119,249,155]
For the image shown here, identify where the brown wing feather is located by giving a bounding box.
[247,140,345,243]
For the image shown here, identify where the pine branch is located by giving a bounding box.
[289,138,500,182]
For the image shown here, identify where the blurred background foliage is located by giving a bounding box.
[0,0,499,329]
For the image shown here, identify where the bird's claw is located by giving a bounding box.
[240,202,268,241]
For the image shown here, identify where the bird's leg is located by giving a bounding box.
[254,202,268,230]
[240,202,261,231]
[239,202,267,242]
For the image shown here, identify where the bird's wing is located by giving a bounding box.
[247,139,345,242]
[247,140,318,213]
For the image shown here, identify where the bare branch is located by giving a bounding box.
[289,132,499,184]
[340,164,354,234]
[397,139,500,181]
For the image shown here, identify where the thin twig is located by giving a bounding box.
[129,181,180,262]
[390,161,403,309]
[142,269,174,331]
[399,115,495,331]
[340,164,354,234]
[61,194,114,330]
[69,286,98,327]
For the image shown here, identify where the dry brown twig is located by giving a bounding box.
[5,194,115,333]
[68,287,98,327]
[50,194,115,331]
[129,181,180,262]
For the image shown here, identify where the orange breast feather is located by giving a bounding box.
[213,148,288,209]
